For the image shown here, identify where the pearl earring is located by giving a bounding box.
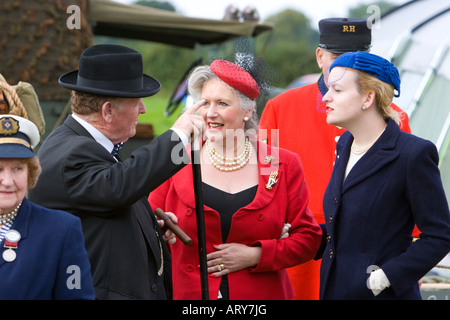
[244,117,249,122]
[362,105,367,110]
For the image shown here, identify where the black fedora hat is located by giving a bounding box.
[59,44,161,98]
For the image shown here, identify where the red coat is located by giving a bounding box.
[259,80,412,299]
[149,142,322,300]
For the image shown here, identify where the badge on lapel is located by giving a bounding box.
[3,230,21,262]
[265,170,279,190]
[264,155,274,163]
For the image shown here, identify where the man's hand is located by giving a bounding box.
[156,211,178,245]
[172,99,206,143]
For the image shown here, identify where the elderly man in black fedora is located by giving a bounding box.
[29,44,205,300]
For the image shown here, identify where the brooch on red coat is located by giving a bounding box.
[264,155,274,163]
[265,170,278,190]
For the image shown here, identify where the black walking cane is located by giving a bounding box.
[191,138,209,300]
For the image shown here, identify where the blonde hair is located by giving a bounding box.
[355,70,401,123]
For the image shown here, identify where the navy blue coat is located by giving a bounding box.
[0,198,94,299]
[320,119,450,300]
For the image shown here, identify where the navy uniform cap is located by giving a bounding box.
[318,18,372,53]
[0,115,40,158]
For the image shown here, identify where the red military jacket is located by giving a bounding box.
[149,142,322,300]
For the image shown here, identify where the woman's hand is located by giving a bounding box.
[206,243,262,277]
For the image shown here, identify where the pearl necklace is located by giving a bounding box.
[0,201,22,225]
[351,126,387,155]
[205,137,252,172]
[351,142,375,155]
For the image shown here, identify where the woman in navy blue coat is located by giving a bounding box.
[0,115,94,300]
[319,51,450,299]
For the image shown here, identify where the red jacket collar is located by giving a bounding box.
[173,141,283,211]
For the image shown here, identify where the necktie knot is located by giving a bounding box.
[111,142,124,156]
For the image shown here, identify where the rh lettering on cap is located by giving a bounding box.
[343,25,356,32]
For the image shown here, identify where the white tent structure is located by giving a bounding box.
[372,0,450,203]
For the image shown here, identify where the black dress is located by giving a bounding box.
[202,182,258,300]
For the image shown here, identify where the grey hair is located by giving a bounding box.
[187,65,258,133]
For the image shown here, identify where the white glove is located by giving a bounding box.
[368,268,391,296]
[280,223,291,239]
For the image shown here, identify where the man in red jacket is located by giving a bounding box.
[259,18,411,300]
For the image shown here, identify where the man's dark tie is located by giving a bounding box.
[111,142,124,156]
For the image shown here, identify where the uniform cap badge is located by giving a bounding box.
[0,117,19,135]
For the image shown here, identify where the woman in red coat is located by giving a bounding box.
[149,59,322,300]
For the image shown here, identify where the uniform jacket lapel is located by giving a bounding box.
[0,199,31,268]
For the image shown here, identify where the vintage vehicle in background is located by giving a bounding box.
[1,0,272,150]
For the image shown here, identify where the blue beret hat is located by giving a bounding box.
[330,51,401,97]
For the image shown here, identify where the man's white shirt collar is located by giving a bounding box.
[71,114,114,154]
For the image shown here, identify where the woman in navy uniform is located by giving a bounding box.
[319,51,450,299]
[0,115,94,299]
